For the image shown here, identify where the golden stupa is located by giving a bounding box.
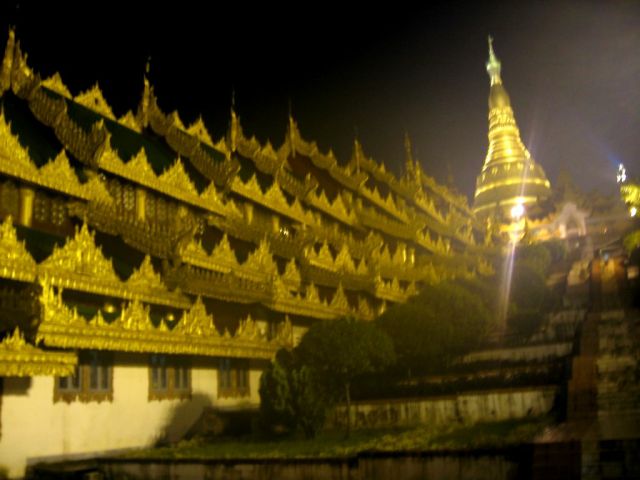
[473,37,551,219]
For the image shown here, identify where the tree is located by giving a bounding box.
[377,281,493,376]
[509,264,547,313]
[259,348,328,438]
[514,243,552,278]
[295,317,395,437]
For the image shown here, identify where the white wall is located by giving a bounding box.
[0,353,261,479]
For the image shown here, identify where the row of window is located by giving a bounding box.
[55,352,250,403]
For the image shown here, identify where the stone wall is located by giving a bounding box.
[331,387,557,430]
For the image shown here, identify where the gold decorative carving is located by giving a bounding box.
[42,72,72,99]
[98,146,226,216]
[0,327,77,377]
[0,107,39,174]
[177,234,240,274]
[359,184,409,223]
[83,174,114,205]
[185,117,213,147]
[38,150,87,198]
[0,28,15,94]
[0,215,37,282]
[307,190,357,226]
[39,222,122,284]
[305,241,335,271]
[174,296,218,336]
[373,275,409,303]
[238,239,277,282]
[126,255,188,306]
[118,110,142,133]
[74,83,116,121]
[236,315,264,341]
[231,174,312,225]
[36,279,280,359]
[329,284,351,315]
[148,96,240,188]
[0,109,90,198]
[357,297,374,321]
[282,259,301,291]
[159,158,197,196]
[334,244,356,273]
[273,316,294,347]
[287,116,368,191]
[39,224,190,308]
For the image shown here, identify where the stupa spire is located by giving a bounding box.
[473,37,551,219]
[486,36,502,86]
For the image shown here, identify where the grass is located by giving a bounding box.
[122,416,553,460]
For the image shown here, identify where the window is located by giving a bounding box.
[149,354,191,400]
[55,351,113,403]
[218,358,250,399]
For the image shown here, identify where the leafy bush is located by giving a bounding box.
[508,264,548,314]
[260,318,395,438]
[376,281,493,376]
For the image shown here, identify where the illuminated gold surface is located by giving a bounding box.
[0,30,495,376]
[0,216,37,282]
[0,327,77,377]
[473,38,551,216]
[36,278,289,359]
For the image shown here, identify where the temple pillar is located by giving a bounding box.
[135,187,146,221]
[18,186,35,227]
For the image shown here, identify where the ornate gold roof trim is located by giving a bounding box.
[230,174,313,225]
[0,111,89,198]
[41,72,72,99]
[126,255,191,308]
[0,216,37,282]
[237,239,278,282]
[147,96,240,188]
[117,110,142,133]
[0,109,91,198]
[177,233,240,274]
[98,146,227,216]
[359,184,409,223]
[74,83,117,121]
[373,276,409,303]
[329,284,351,315]
[304,241,335,271]
[414,192,446,223]
[416,229,452,256]
[0,327,77,377]
[36,280,287,359]
[186,117,214,147]
[268,278,338,320]
[307,190,357,227]
[39,224,190,308]
[356,204,418,240]
[282,258,301,291]
[357,297,374,321]
[287,118,368,191]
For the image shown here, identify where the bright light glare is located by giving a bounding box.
[617,163,627,183]
[631,206,637,217]
[510,203,525,219]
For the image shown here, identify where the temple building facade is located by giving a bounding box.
[473,38,552,221]
[0,30,487,477]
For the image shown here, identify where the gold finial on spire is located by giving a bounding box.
[0,27,16,95]
[404,132,414,174]
[486,35,502,85]
[137,56,153,128]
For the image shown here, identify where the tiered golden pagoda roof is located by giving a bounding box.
[473,37,551,219]
[0,28,490,371]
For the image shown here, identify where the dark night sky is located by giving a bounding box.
[1,1,638,201]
